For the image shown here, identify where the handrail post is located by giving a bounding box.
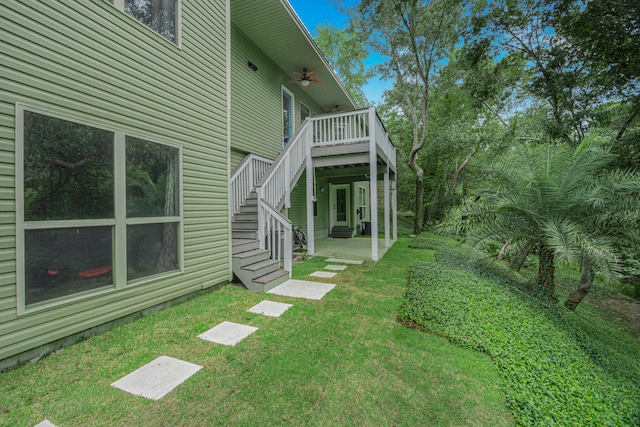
[284,227,292,276]
[248,163,254,198]
[256,186,265,249]
[285,152,291,208]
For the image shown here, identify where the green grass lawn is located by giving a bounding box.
[0,238,512,427]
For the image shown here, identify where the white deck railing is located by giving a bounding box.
[313,109,370,145]
[311,107,396,169]
[230,154,272,215]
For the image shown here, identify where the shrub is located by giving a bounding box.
[399,243,640,426]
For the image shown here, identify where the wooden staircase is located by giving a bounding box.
[231,192,289,292]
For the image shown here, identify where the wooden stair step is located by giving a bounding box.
[253,269,288,284]
[243,259,279,272]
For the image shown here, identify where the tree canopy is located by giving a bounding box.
[315,0,640,305]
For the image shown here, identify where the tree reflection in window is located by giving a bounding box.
[126,137,179,281]
[127,223,178,280]
[126,137,178,218]
[125,0,177,43]
[21,111,181,305]
[23,112,114,221]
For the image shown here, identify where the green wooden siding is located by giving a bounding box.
[230,24,323,161]
[230,24,280,159]
[0,1,229,363]
[315,177,330,239]
[288,172,307,232]
[288,173,333,240]
[230,148,248,172]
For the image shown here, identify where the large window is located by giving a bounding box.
[111,0,180,44]
[126,137,180,280]
[18,108,182,308]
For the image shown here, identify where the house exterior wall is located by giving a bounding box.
[288,172,308,232]
[230,24,323,162]
[230,148,248,171]
[0,0,229,365]
[315,177,330,239]
[289,173,331,241]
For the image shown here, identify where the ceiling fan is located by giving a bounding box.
[290,68,323,88]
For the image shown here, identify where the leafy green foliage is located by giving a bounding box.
[314,24,373,107]
[23,111,114,221]
[400,237,640,426]
[126,137,179,218]
[408,236,437,249]
[443,144,640,299]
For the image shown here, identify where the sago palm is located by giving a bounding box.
[447,144,640,304]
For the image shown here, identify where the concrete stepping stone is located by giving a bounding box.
[326,258,363,265]
[311,271,337,278]
[198,321,258,346]
[267,279,335,300]
[247,300,292,317]
[325,264,347,271]
[34,421,57,427]
[111,356,203,400]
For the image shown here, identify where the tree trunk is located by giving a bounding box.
[413,171,424,234]
[496,240,510,261]
[536,246,555,297]
[615,97,640,141]
[449,145,478,193]
[510,247,531,272]
[565,259,593,311]
[157,153,177,271]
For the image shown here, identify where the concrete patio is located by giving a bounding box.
[311,237,394,261]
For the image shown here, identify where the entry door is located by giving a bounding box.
[282,89,293,147]
[331,184,350,227]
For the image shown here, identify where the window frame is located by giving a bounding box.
[15,105,184,314]
[281,86,295,148]
[111,0,182,47]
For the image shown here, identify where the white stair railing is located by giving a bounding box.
[259,200,292,274]
[230,154,272,215]
[255,119,313,276]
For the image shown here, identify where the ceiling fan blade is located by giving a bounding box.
[292,71,304,79]
[306,70,320,78]
[288,79,300,84]
[310,78,323,84]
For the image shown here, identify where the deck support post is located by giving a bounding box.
[369,108,378,261]
[384,164,390,248]
[392,171,398,241]
[306,137,315,255]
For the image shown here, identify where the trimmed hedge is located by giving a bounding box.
[401,238,640,426]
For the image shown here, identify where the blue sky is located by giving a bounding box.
[288,0,391,105]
